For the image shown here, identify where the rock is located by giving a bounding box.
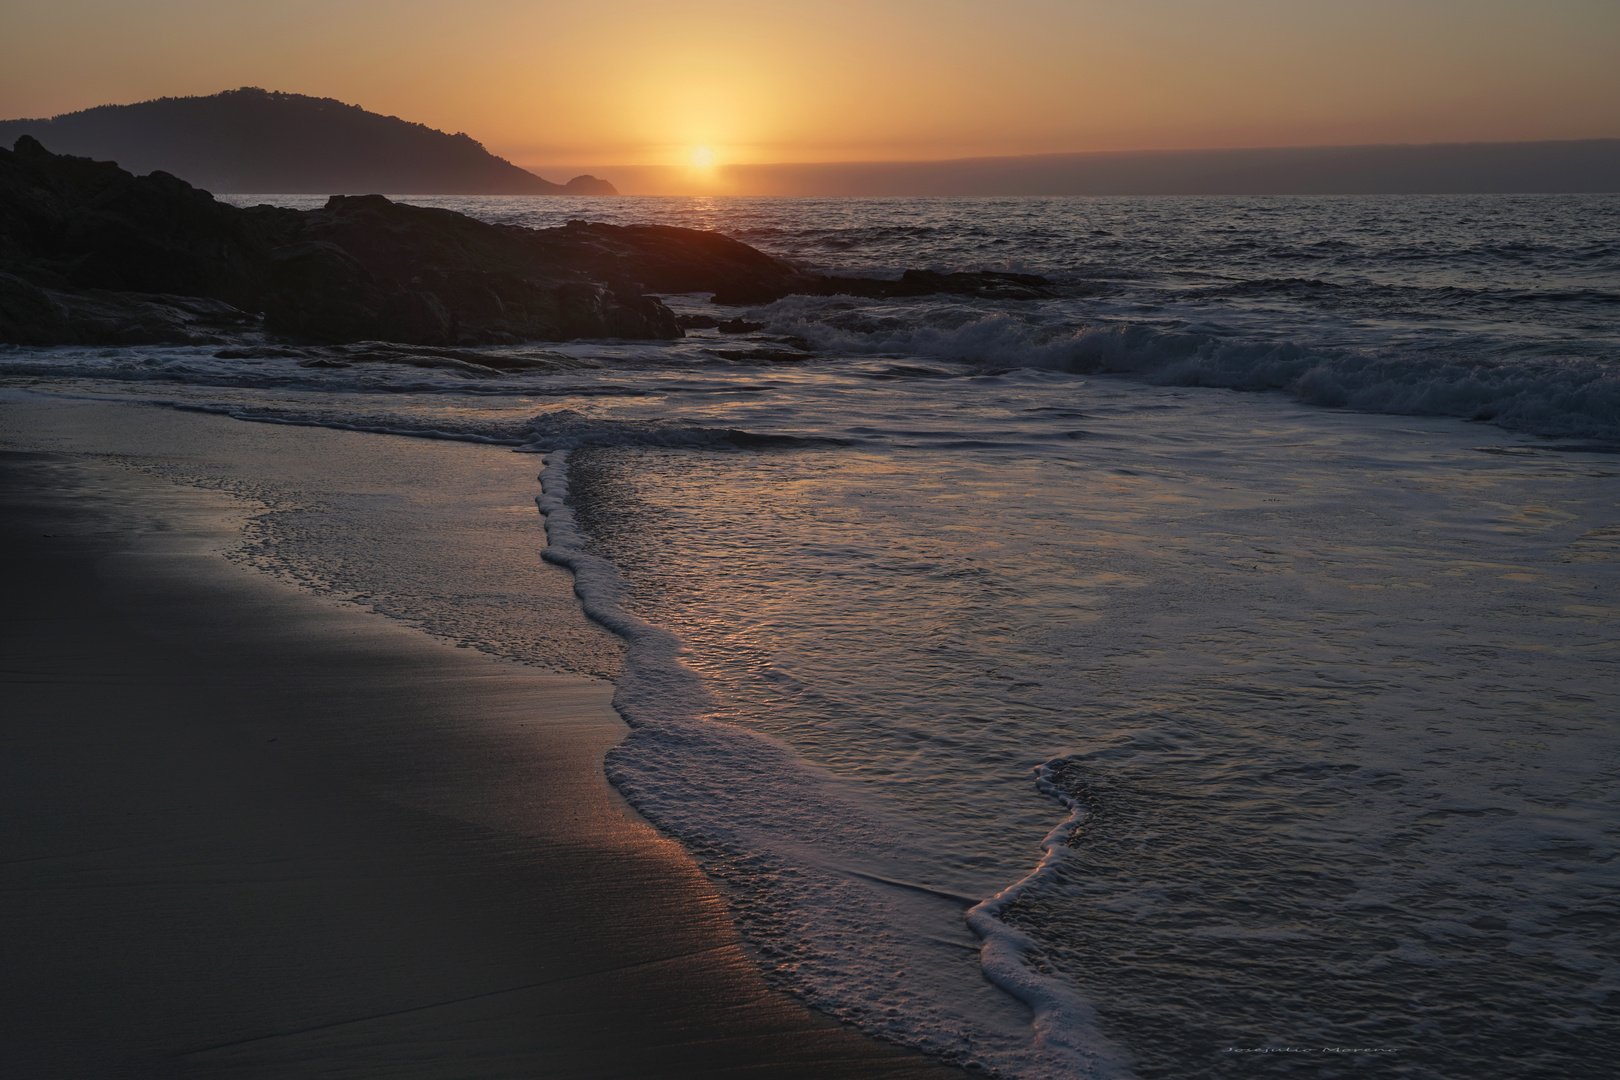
[1,271,258,345]
[555,281,681,340]
[1,136,1061,351]
[0,136,289,310]
[526,222,1060,306]
[0,273,70,344]
[283,194,679,343]
[710,277,813,306]
[0,139,676,347]
[562,175,618,196]
[261,240,389,342]
[675,313,720,329]
[530,220,818,305]
[56,291,258,345]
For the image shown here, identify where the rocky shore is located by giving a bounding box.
[1,137,1054,349]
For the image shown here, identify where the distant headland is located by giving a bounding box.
[0,88,617,196]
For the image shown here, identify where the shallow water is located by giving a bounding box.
[6,194,1618,1077]
[560,386,1619,1080]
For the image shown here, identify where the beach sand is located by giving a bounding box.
[0,401,967,1079]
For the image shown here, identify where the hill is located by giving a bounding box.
[0,88,616,195]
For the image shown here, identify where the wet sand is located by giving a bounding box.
[0,407,965,1078]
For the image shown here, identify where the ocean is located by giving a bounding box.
[4,194,1617,1078]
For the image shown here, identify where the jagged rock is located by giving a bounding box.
[528,220,817,305]
[263,194,682,343]
[0,139,671,346]
[0,135,289,310]
[51,290,259,345]
[0,270,258,345]
[261,240,389,342]
[523,222,1060,306]
[0,273,70,344]
[1,136,1060,351]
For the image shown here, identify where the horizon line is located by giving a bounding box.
[526,136,1620,173]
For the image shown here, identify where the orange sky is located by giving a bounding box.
[3,0,1617,178]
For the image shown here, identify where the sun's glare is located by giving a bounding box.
[690,146,717,168]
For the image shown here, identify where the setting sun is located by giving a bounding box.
[2,0,1616,1073]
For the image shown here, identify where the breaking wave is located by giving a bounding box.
[760,297,1620,441]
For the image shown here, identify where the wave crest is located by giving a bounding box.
[762,298,1620,441]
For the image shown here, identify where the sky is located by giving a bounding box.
[3,0,1617,176]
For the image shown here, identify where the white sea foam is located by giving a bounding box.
[537,446,1132,1079]
[758,297,1620,441]
[966,757,1131,1079]
[7,193,1616,1079]
[543,389,1620,1080]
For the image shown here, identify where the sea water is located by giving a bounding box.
[4,195,1618,1078]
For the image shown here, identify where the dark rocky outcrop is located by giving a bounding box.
[523,219,818,304]
[0,88,617,196]
[0,137,671,346]
[517,220,1056,307]
[0,275,260,346]
[1,136,1059,349]
[266,194,681,343]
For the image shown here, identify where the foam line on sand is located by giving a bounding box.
[0,403,964,1079]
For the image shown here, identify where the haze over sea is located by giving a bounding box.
[5,194,1617,1078]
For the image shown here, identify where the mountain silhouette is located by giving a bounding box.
[0,88,616,195]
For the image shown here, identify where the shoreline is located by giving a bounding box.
[0,408,965,1078]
